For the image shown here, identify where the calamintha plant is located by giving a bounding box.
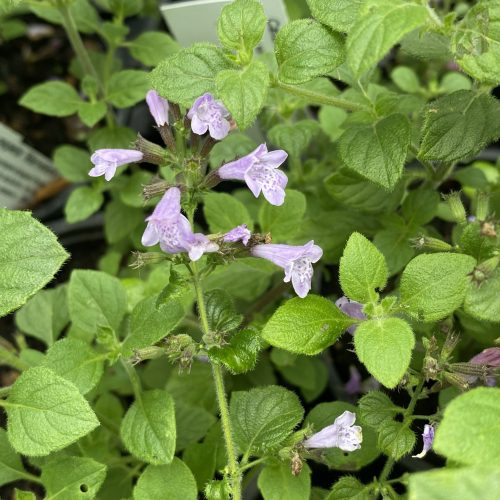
[0,0,500,499]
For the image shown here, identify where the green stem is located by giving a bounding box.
[239,457,267,472]
[57,1,104,94]
[273,80,368,112]
[121,358,143,402]
[379,378,425,484]
[191,262,242,500]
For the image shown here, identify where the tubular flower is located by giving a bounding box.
[146,90,169,127]
[303,411,363,452]
[412,424,435,459]
[187,93,230,140]
[89,149,143,181]
[335,297,366,334]
[218,143,288,206]
[223,224,251,246]
[251,240,322,298]
[469,347,500,386]
[141,187,218,261]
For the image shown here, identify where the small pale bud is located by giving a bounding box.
[443,191,466,224]
[411,235,452,251]
[475,191,490,221]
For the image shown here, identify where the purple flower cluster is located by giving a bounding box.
[87,91,324,296]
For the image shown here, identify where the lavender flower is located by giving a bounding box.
[187,93,230,140]
[303,411,363,452]
[146,90,169,127]
[182,232,219,261]
[89,149,143,181]
[218,144,288,206]
[251,241,322,298]
[223,224,251,246]
[412,424,435,459]
[345,366,363,396]
[141,187,219,261]
[335,297,366,334]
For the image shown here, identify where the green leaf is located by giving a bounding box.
[464,268,500,322]
[88,126,136,151]
[19,81,81,117]
[319,106,347,142]
[120,171,152,208]
[338,113,411,189]
[121,389,176,464]
[0,428,26,487]
[275,19,344,84]
[307,0,364,32]
[325,169,404,214]
[216,60,269,129]
[433,387,500,466]
[377,420,416,460]
[418,91,500,163]
[121,296,184,357]
[217,0,267,52]
[6,366,99,456]
[68,270,127,336]
[327,476,371,500]
[0,210,68,317]
[230,385,303,454]
[209,132,257,168]
[268,119,320,158]
[391,66,420,94]
[339,232,388,302]
[65,186,103,224]
[42,338,104,394]
[451,1,500,83]
[354,318,415,388]
[133,459,197,500]
[400,253,476,322]
[77,100,107,127]
[107,70,149,108]
[129,31,180,66]
[41,456,106,500]
[358,391,402,429]
[53,145,91,182]
[150,43,236,108]
[346,0,428,77]
[15,287,69,346]
[203,192,253,233]
[262,295,355,355]
[205,289,243,335]
[104,200,144,244]
[175,401,216,452]
[259,189,306,242]
[258,462,311,500]
[14,490,36,500]
[209,329,262,374]
[305,402,380,470]
[409,466,500,500]
[402,188,440,227]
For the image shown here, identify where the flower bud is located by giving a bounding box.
[469,256,499,286]
[475,191,490,221]
[134,134,167,165]
[443,192,466,224]
[130,346,166,365]
[411,235,453,251]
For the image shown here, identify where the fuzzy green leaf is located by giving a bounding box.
[150,43,236,108]
[121,389,176,464]
[464,268,500,323]
[107,69,149,108]
[19,81,81,117]
[230,385,303,454]
[433,387,500,466]
[203,192,253,233]
[275,19,344,84]
[0,428,26,487]
[307,0,364,32]
[377,420,416,460]
[346,0,428,77]
[65,186,103,224]
[400,253,476,322]
[262,295,355,355]
[258,462,311,500]
[339,232,388,302]
[129,31,180,66]
[217,0,266,52]
[6,367,99,456]
[216,60,269,129]
[0,210,68,317]
[354,318,415,388]
[338,113,411,189]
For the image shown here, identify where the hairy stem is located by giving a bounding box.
[379,378,426,484]
[191,262,242,500]
[273,80,368,112]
